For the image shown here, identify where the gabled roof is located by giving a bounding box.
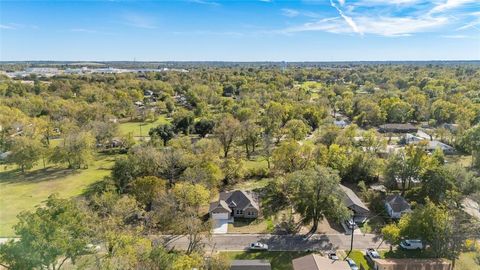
[209,200,231,213]
[340,185,369,214]
[219,190,259,211]
[292,254,350,270]
[385,194,411,213]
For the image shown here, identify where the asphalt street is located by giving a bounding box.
[159,233,387,252]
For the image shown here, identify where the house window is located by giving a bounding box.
[236,210,243,215]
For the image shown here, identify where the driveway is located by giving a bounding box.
[212,219,229,234]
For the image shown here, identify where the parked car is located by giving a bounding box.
[346,258,359,270]
[400,239,423,250]
[328,252,339,260]
[248,242,268,251]
[344,219,357,230]
[365,248,381,261]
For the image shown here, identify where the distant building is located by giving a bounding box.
[372,258,452,270]
[403,134,455,154]
[292,254,350,270]
[379,123,418,134]
[230,260,271,270]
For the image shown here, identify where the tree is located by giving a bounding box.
[194,118,215,138]
[420,165,457,204]
[149,123,175,146]
[172,109,194,135]
[285,166,349,233]
[381,224,401,251]
[460,125,480,168]
[239,120,261,159]
[130,176,167,210]
[214,114,240,158]
[283,119,310,141]
[0,195,93,270]
[7,136,43,173]
[50,131,95,169]
[272,140,314,173]
[384,146,426,194]
[172,182,210,211]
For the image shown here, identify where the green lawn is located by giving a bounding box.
[0,154,116,237]
[220,251,311,270]
[456,252,480,270]
[118,116,169,137]
[347,250,372,270]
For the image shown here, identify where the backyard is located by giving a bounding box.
[220,251,311,270]
[0,154,115,236]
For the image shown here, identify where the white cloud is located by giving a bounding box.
[330,0,361,34]
[430,0,478,14]
[187,0,220,6]
[70,28,98,33]
[0,24,15,29]
[123,13,157,29]
[282,15,448,36]
[441,34,469,38]
[282,8,300,17]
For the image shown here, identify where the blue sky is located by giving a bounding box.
[1,0,479,61]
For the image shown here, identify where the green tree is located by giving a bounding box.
[0,195,93,270]
[214,114,240,158]
[272,140,314,173]
[130,176,167,210]
[50,131,95,169]
[149,123,175,146]
[381,224,401,251]
[285,166,349,233]
[172,182,210,211]
[7,136,43,172]
[283,119,310,141]
[194,118,215,138]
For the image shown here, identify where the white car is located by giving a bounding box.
[346,258,359,270]
[400,239,423,250]
[248,242,268,251]
[365,248,381,261]
[328,252,339,260]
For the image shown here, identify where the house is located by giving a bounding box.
[372,258,452,270]
[385,194,411,219]
[292,254,350,270]
[209,190,260,220]
[230,260,271,270]
[334,120,348,128]
[404,134,456,155]
[425,140,455,154]
[379,123,418,133]
[340,185,370,223]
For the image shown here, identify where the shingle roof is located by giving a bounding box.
[340,185,369,214]
[385,194,411,213]
[373,258,452,270]
[219,190,259,211]
[209,200,231,213]
[292,254,350,270]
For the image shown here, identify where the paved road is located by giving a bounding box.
[158,233,387,252]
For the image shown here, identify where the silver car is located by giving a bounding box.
[248,242,268,251]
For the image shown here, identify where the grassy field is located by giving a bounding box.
[347,250,372,270]
[118,116,169,137]
[456,252,480,270]
[220,251,311,270]
[0,154,116,236]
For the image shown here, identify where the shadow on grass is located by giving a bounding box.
[0,166,80,184]
[383,248,435,259]
[224,251,313,270]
